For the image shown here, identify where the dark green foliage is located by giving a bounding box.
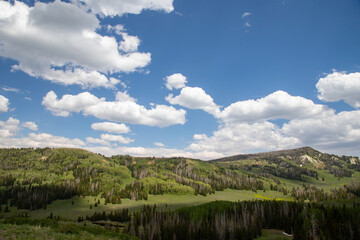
[3,216,136,239]
[125,200,360,240]
[0,182,80,210]
[118,181,148,200]
[86,209,130,222]
[326,166,353,178]
[0,174,17,186]
[125,157,266,196]
[4,216,60,228]
[291,182,360,201]
[0,148,118,210]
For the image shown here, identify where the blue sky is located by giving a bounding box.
[1,0,360,159]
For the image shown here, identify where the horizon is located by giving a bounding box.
[0,146,355,162]
[1,0,360,159]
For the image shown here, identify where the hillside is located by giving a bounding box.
[1,147,360,239]
[212,146,360,182]
[0,147,359,208]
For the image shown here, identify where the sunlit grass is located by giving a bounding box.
[26,189,292,220]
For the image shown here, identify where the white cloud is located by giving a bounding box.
[158,76,360,157]
[119,33,141,53]
[165,84,331,124]
[86,137,111,147]
[282,110,360,155]
[165,73,187,90]
[0,117,84,148]
[85,146,224,160]
[188,121,301,156]
[0,118,223,159]
[0,129,11,138]
[219,90,332,123]
[75,0,174,17]
[42,91,103,117]
[107,24,125,35]
[316,71,360,108]
[26,133,85,148]
[85,101,186,127]
[42,91,186,127]
[30,67,122,89]
[193,134,207,140]
[0,117,20,137]
[154,142,166,147]
[87,133,135,146]
[22,121,38,131]
[0,1,151,88]
[115,91,136,102]
[91,122,130,134]
[186,110,360,158]
[100,133,134,144]
[0,95,9,112]
[166,87,220,116]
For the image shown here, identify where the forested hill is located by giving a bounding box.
[0,147,360,211]
[211,146,360,179]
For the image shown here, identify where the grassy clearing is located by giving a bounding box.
[273,170,360,192]
[255,229,292,240]
[24,189,291,220]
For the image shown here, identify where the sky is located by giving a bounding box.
[0,0,360,159]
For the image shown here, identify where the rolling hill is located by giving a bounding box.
[0,147,360,239]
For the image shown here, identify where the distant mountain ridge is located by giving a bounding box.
[210,146,321,162]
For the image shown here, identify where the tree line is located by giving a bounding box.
[125,200,360,240]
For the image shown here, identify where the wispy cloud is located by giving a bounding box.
[242,12,252,18]
[2,87,20,93]
[242,12,253,32]
[154,142,166,147]
[175,11,183,16]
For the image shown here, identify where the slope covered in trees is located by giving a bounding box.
[0,147,360,210]
[1,147,360,239]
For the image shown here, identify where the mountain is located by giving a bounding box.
[211,146,360,180]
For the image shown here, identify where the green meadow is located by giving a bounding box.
[5,189,291,220]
